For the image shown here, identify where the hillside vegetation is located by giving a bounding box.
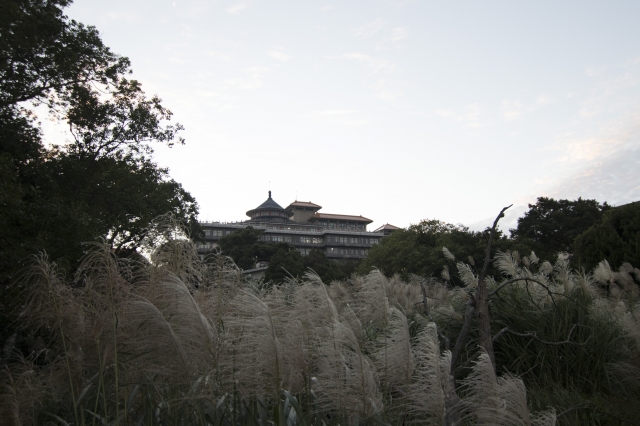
[3,215,639,426]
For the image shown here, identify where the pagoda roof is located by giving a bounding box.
[287,201,322,210]
[373,223,401,232]
[246,191,292,217]
[310,213,373,223]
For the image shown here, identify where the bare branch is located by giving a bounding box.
[489,277,587,311]
[474,204,512,369]
[492,324,584,346]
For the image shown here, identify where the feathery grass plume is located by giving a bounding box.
[0,354,49,426]
[620,302,640,351]
[222,289,284,400]
[314,319,382,421]
[373,308,414,390]
[15,253,80,341]
[196,247,244,327]
[441,265,451,282]
[13,254,88,423]
[593,260,613,284]
[442,246,456,261]
[385,274,422,315]
[327,280,353,316]
[553,255,574,293]
[405,322,452,424]
[574,270,597,297]
[457,262,477,288]
[142,213,204,289]
[538,261,553,277]
[611,263,640,297]
[494,250,521,278]
[355,269,391,330]
[459,350,556,426]
[124,272,218,378]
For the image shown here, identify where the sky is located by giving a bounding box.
[49,0,640,232]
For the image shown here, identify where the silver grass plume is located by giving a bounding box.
[457,262,477,288]
[314,319,382,419]
[279,273,337,392]
[124,272,217,378]
[16,253,80,340]
[373,308,414,389]
[405,321,453,425]
[441,265,451,282]
[222,289,284,400]
[355,269,391,329]
[553,255,574,293]
[494,251,520,278]
[442,246,456,261]
[459,350,555,426]
[143,213,204,289]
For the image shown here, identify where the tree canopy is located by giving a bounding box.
[0,0,199,282]
[510,197,610,260]
[573,201,640,270]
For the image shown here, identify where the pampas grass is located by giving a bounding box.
[5,215,640,425]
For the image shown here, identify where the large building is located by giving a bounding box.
[197,191,398,260]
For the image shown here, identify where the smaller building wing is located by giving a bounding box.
[287,201,322,210]
[373,223,401,232]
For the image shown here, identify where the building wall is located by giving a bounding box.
[196,222,384,260]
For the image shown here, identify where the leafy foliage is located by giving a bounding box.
[510,197,610,260]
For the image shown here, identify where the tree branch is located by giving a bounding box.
[492,324,584,346]
[474,204,512,369]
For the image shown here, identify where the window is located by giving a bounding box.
[350,237,358,244]
[284,236,292,243]
[312,237,323,244]
[301,237,312,244]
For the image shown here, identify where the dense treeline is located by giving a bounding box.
[0,0,200,378]
[359,198,639,286]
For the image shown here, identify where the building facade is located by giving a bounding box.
[197,191,398,260]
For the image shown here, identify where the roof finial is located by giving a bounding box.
[269,190,272,198]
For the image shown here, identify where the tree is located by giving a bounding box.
[0,0,198,282]
[510,197,610,259]
[0,0,128,110]
[358,219,510,282]
[218,227,268,270]
[573,201,640,270]
[264,247,305,283]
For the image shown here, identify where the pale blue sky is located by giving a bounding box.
[52,0,640,231]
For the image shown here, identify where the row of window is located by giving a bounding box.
[205,229,230,237]
[327,236,379,245]
[197,242,218,249]
[260,235,324,244]
[327,247,368,256]
[252,210,290,218]
[319,222,366,230]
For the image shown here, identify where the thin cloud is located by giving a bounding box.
[267,49,290,62]
[224,67,269,90]
[547,146,640,205]
[390,27,408,41]
[227,1,251,15]
[316,110,358,115]
[352,18,385,37]
[336,52,397,74]
[436,104,488,130]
